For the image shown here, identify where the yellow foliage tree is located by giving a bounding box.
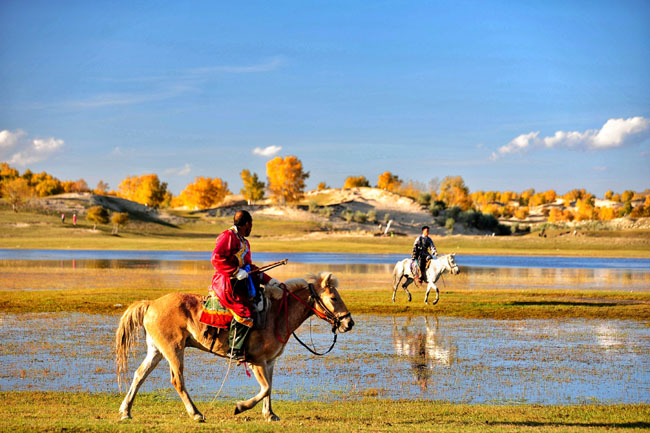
[343,176,370,189]
[604,190,614,200]
[514,206,529,220]
[174,176,229,210]
[1,177,32,211]
[438,175,472,210]
[597,206,616,221]
[117,174,170,207]
[266,156,309,204]
[377,172,402,192]
[317,182,329,191]
[240,170,265,204]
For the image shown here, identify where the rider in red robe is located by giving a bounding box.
[210,210,281,360]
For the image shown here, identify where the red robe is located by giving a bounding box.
[210,227,270,325]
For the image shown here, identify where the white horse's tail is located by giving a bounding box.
[392,261,402,287]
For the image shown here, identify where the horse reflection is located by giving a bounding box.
[392,317,457,390]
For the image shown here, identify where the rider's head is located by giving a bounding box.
[234,210,253,237]
[422,226,429,236]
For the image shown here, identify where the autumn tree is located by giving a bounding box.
[174,176,230,210]
[0,163,19,183]
[1,177,32,211]
[438,176,472,210]
[86,206,109,230]
[604,190,614,200]
[266,156,309,204]
[62,179,89,193]
[240,169,265,204]
[343,176,370,189]
[621,190,635,203]
[111,212,129,235]
[117,174,171,207]
[95,180,109,195]
[317,182,329,191]
[377,172,402,192]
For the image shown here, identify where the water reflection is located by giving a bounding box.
[2,313,647,404]
[392,317,457,390]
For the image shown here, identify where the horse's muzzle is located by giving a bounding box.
[337,314,354,333]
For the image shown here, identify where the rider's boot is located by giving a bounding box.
[228,319,252,363]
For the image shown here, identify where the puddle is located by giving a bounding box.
[1,313,648,404]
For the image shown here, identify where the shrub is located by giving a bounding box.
[445,217,455,232]
[367,210,377,223]
[353,210,368,223]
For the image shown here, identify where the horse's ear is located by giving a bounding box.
[322,272,331,288]
[452,252,456,257]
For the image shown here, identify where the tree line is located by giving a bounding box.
[1,159,649,221]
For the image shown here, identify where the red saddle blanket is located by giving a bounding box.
[199,295,233,329]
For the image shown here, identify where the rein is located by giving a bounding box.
[275,283,348,356]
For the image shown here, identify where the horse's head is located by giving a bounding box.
[446,253,460,275]
[307,272,354,333]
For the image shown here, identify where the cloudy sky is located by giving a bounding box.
[1,1,649,196]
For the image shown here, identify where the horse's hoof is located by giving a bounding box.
[234,403,243,415]
[265,413,281,422]
[193,413,205,422]
[119,413,131,421]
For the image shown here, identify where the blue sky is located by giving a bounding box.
[1,1,649,196]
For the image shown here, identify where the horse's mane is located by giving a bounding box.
[282,272,338,294]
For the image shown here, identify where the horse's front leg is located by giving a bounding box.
[234,362,272,418]
[424,282,440,305]
[261,360,279,421]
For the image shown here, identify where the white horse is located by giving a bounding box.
[391,253,460,304]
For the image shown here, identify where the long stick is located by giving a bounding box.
[250,259,288,275]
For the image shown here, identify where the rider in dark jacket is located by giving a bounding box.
[412,226,437,283]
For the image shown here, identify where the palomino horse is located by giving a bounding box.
[391,253,460,304]
[115,272,354,422]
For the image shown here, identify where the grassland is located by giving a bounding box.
[1,207,650,257]
[1,392,648,433]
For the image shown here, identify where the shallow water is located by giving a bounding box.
[1,313,648,404]
[2,248,650,269]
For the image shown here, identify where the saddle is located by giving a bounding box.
[199,288,268,331]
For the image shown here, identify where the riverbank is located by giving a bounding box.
[1,207,649,257]
[1,392,647,433]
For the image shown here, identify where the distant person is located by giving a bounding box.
[61,213,65,223]
[412,226,437,283]
[72,213,77,226]
[209,210,283,361]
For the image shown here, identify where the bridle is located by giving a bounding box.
[275,282,351,356]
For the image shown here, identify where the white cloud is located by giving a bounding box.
[492,116,650,159]
[164,163,191,176]
[252,145,282,157]
[0,129,64,166]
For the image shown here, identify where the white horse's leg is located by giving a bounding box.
[402,278,413,302]
[119,335,163,420]
[235,362,271,417]
[392,274,401,302]
[261,360,279,421]
[425,282,440,305]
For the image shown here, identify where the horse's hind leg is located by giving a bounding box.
[235,362,271,418]
[119,334,163,420]
[392,276,402,303]
[161,345,204,422]
[402,278,413,302]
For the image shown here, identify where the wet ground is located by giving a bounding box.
[1,312,648,404]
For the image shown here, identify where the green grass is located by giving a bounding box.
[1,392,647,432]
[2,207,649,256]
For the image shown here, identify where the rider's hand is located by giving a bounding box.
[234,268,248,280]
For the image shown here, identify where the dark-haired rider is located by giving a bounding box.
[210,210,283,361]
[412,225,437,283]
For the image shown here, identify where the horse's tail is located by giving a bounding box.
[115,300,149,392]
[392,261,402,288]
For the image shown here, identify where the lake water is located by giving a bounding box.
[0,249,648,404]
[0,312,647,404]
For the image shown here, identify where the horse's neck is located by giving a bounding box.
[274,289,314,336]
